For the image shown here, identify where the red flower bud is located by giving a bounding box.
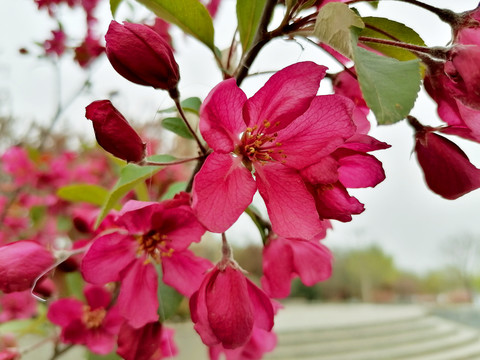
[0,241,55,293]
[85,100,146,163]
[105,20,180,92]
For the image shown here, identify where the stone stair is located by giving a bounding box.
[266,309,480,360]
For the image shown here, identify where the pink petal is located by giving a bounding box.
[261,237,295,298]
[162,250,213,297]
[245,279,275,332]
[84,285,111,309]
[47,298,83,327]
[84,328,117,354]
[81,232,136,284]
[255,163,325,239]
[244,62,327,133]
[415,131,480,199]
[206,267,254,349]
[289,238,332,286]
[336,151,386,188]
[192,152,257,233]
[117,321,164,360]
[300,156,339,185]
[117,261,159,328]
[312,182,364,222]
[340,134,391,152]
[273,95,356,169]
[116,200,163,234]
[190,270,222,346]
[200,78,247,152]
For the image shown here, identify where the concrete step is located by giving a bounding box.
[267,316,480,360]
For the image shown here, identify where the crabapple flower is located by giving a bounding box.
[82,194,211,328]
[85,100,146,163]
[0,241,54,293]
[190,259,274,349]
[410,120,480,199]
[117,322,177,360]
[105,21,180,92]
[47,285,123,354]
[261,235,332,298]
[0,291,38,323]
[192,62,357,239]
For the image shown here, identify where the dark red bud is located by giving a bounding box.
[85,100,146,163]
[105,20,180,91]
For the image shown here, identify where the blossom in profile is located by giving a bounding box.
[47,285,123,354]
[85,100,146,163]
[190,259,274,349]
[261,235,332,298]
[0,241,54,293]
[116,321,177,360]
[409,117,480,199]
[81,194,211,328]
[105,21,180,92]
[192,61,357,240]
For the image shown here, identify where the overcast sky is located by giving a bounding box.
[1,0,480,274]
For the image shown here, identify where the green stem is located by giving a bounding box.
[244,206,271,245]
[142,155,204,167]
[169,89,207,155]
[358,36,448,59]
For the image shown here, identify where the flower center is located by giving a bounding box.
[237,120,286,166]
[136,230,173,263]
[82,305,106,329]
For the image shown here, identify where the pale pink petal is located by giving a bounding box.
[255,164,325,239]
[261,237,294,298]
[81,232,136,284]
[244,62,327,133]
[200,78,247,152]
[289,238,332,286]
[273,95,356,169]
[117,261,159,328]
[336,151,386,188]
[206,267,254,349]
[162,250,213,297]
[192,153,257,233]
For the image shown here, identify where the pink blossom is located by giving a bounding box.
[81,194,211,328]
[0,334,20,360]
[43,29,67,57]
[0,241,55,293]
[412,123,480,199]
[47,285,123,354]
[262,235,332,298]
[74,32,105,68]
[85,100,146,163]
[192,62,357,239]
[0,291,37,323]
[105,21,180,91]
[190,261,274,349]
[116,322,177,360]
[1,147,36,187]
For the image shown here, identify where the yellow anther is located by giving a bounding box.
[263,120,271,128]
[276,142,282,147]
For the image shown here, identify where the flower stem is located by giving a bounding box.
[169,89,207,155]
[244,206,271,245]
[358,36,448,59]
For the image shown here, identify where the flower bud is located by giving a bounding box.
[85,100,146,163]
[105,20,180,91]
[0,241,55,293]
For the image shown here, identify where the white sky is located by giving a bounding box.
[1,0,480,274]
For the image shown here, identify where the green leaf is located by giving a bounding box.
[313,2,364,59]
[160,181,188,200]
[133,0,215,50]
[237,0,267,53]
[87,351,122,360]
[162,117,194,139]
[156,265,184,321]
[353,45,421,125]
[360,17,426,61]
[57,184,110,207]
[158,97,202,115]
[95,155,175,227]
[110,0,123,16]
